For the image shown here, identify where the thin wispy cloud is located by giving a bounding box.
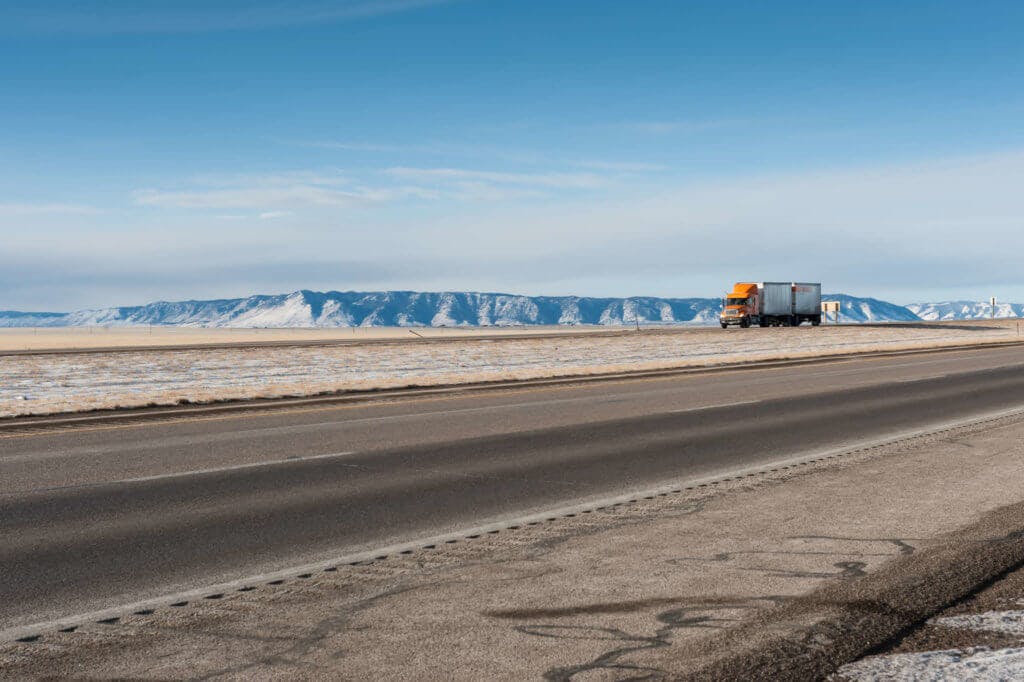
[307,140,438,154]
[384,167,610,189]
[306,138,545,164]
[135,170,386,210]
[134,165,618,212]
[620,119,747,135]
[302,138,667,174]
[5,0,463,34]
[0,202,102,217]
[571,160,668,172]
[135,185,362,209]
[187,171,352,188]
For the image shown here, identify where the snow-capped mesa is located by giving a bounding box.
[0,289,950,328]
[908,301,1024,321]
[0,291,725,328]
[820,294,921,323]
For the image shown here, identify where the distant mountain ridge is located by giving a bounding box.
[907,300,1024,321]
[0,289,937,328]
[814,294,921,324]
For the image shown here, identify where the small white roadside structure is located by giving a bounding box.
[821,301,841,325]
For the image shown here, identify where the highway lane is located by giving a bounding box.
[6,345,1024,491]
[3,345,1024,630]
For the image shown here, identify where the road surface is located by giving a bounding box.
[3,344,1024,633]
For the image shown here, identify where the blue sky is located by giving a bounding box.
[3,0,1024,310]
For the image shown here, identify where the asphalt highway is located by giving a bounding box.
[4,344,1024,632]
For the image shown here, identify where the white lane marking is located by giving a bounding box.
[670,400,761,413]
[811,358,1024,380]
[813,358,965,377]
[117,450,359,484]
[5,451,359,495]
[894,374,950,383]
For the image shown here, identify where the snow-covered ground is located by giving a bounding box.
[837,609,1024,679]
[0,323,628,352]
[3,321,1021,418]
[837,646,1024,680]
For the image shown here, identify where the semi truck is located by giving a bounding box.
[719,282,822,328]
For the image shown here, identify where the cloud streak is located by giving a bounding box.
[135,185,361,209]
[571,160,668,172]
[0,202,102,217]
[302,138,667,173]
[133,165,619,211]
[384,167,610,189]
[5,0,463,35]
[133,170,433,210]
[619,119,747,135]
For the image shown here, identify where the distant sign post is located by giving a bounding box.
[821,301,841,325]
[991,297,997,319]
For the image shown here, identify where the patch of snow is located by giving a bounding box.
[836,646,1024,681]
[315,299,354,327]
[934,610,1024,636]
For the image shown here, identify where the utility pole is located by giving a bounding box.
[991,296,997,320]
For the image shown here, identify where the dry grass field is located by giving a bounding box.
[0,323,634,352]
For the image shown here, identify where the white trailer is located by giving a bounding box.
[760,282,793,321]
[792,282,822,326]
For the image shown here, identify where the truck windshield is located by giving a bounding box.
[726,297,749,306]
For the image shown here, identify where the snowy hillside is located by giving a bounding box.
[822,294,921,323]
[907,301,1024,321]
[0,311,67,327]
[0,289,922,328]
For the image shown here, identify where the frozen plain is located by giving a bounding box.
[2,320,1021,418]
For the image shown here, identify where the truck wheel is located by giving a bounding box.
[791,316,800,327]
[720,323,728,329]
[759,319,768,328]
[811,316,821,327]
[740,318,750,328]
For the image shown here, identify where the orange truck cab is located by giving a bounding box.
[720,282,759,328]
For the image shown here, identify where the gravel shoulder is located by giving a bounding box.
[5,411,1024,679]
